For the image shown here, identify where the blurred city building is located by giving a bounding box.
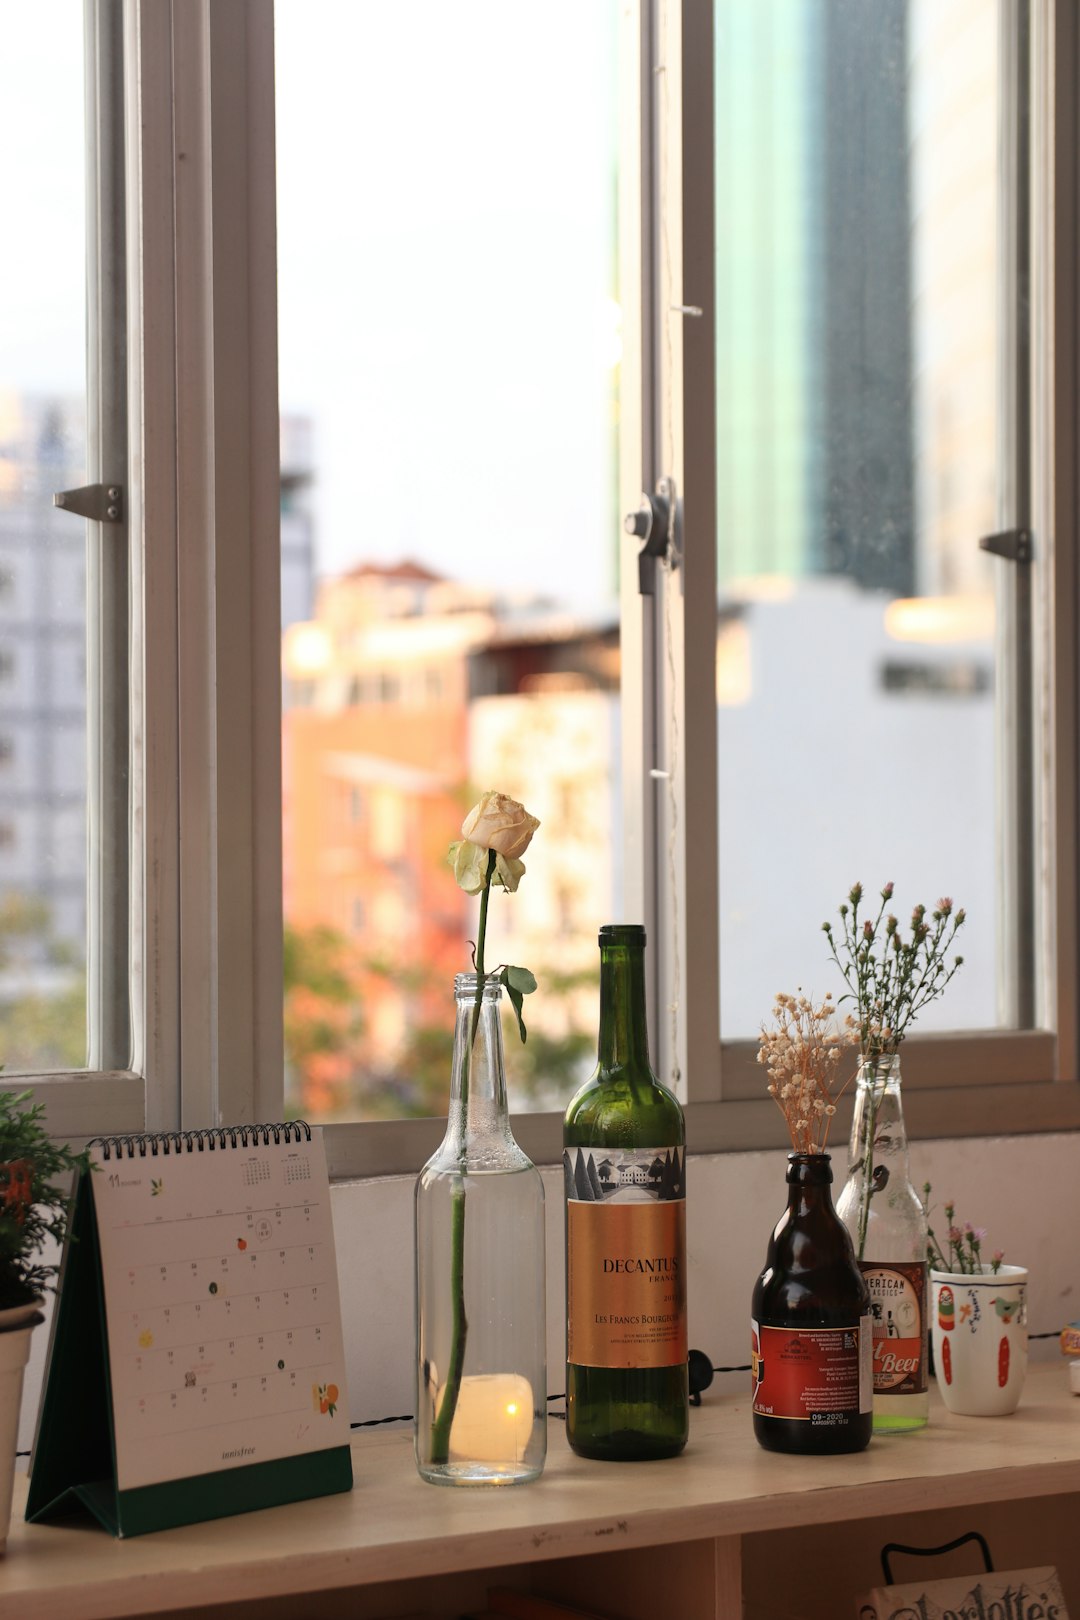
[906,0,999,599]
[281,563,619,1115]
[716,577,995,1037]
[714,0,996,605]
[714,0,914,598]
[0,393,87,982]
[280,414,316,630]
[0,397,317,1069]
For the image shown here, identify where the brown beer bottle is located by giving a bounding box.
[751,1152,872,1455]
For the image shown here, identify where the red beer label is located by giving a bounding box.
[751,1318,872,1423]
[860,1261,928,1396]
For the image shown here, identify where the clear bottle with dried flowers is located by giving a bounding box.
[826,883,966,1433]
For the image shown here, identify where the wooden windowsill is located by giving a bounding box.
[2,1363,1078,1620]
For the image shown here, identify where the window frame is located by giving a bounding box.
[9,0,141,1141]
[654,0,1080,1153]
[22,0,282,1144]
[309,0,1080,1180]
[23,0,1080,1167]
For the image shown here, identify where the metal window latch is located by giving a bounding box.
[979,527,1032,563]
[625,476,677,595]
[53,483,124,524]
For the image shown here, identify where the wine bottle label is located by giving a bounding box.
[859,1260,928,1396]
[565,1145,687,1370]
[751,1316,874,1423]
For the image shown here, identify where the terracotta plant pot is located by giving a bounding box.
[0,1301,44,1553]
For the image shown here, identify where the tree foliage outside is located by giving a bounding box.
[0,894,86,1073]
[0,895,595,1116]
[283,922,367,1118]
[283,920,596,1121]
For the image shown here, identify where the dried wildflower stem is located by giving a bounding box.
[823,883,966,1259]
[852,1054,890,1259]
[822,882,966,1062]
[758,991,857,1155]
[924,1183,1004,1274]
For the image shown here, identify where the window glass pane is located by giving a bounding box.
[0,16,88,1069]
[714,0,1001,1035]
[277,2,621,1120]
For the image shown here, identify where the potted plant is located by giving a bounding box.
[0,1088,89,1548]
[925,1187,1027,1417]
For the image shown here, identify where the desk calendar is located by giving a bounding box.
[27,1124,352,1537]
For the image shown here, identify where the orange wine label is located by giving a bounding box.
[565,1145,686,1370]
[860,1260,928,1395]
[751,1318,873,1422]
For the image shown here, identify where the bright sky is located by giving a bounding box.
[275,2,620,605]
[1,2,620,609]
[0,10,85,401]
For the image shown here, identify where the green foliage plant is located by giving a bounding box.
[0,1089,90,1310]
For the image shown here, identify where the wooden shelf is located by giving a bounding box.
[2,1364,1078,1620]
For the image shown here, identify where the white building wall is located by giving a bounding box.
[718,580,996,1037]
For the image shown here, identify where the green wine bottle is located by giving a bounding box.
[563,924,688,1460]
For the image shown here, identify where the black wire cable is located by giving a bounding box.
[13,1336,1069,1456]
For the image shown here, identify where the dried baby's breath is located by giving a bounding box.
[758,990,858,1155]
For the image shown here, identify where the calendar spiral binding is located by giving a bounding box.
[90,1122,313,1161]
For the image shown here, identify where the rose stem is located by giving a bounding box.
[429,849,497,1465]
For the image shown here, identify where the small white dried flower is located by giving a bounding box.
[760,988,857,1154]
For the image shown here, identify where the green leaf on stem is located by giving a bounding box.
[499,964,536,1043]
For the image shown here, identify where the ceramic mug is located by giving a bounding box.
[930,1265,1028,1416]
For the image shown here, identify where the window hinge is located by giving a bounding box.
[979,527,1032,563]
[53,483,124,524]
[625,477,678,595]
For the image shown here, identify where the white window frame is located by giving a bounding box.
[23,0,283,1145]
[135,0,285,1134]
[648,0,1080,1154]
[23,0,1080,1168]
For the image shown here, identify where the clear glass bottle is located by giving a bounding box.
[563,924,688,1461]
[414,974,546,1485]
[752,1153,873,1455]
[836,1055,929,1432]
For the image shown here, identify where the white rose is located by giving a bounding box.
[448,840,489,895]
[461,791,540,861]
[493,853,525,893]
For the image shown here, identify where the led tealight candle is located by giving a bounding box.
[446,1374,535,1464]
